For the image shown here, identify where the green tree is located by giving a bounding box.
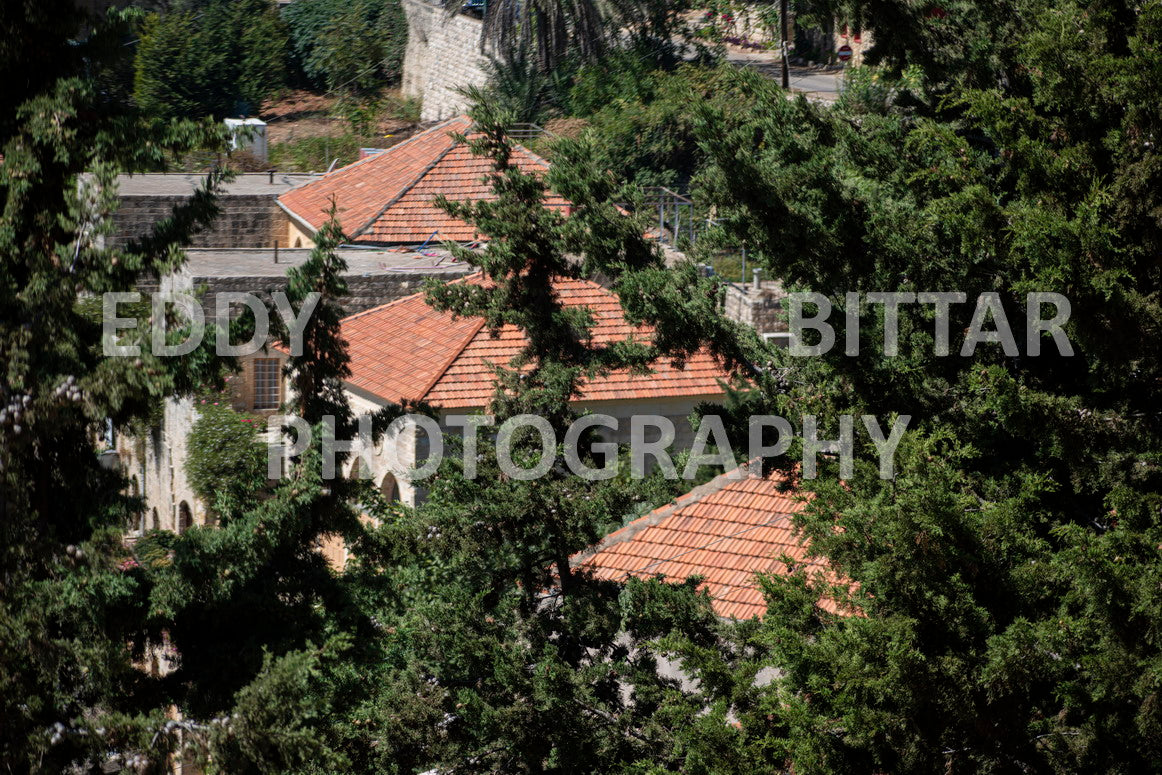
[321,95,767,774]
[0,4,235,768]
[145,205,379,771]
[186,397,267,520]
[681,0,1162,769]
[134,0,288,119]
[282,0,407,94]
[0,3,397,769]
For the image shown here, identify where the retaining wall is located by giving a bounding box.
[402,0,490,121]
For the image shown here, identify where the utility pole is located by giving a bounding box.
[780,0,790,89]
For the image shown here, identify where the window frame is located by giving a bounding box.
[252,357,282,411]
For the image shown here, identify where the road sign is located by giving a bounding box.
[837,44,854,62]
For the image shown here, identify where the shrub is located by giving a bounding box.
[186,397,268,520]
[269,133,368,172]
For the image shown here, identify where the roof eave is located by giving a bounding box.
[276,198,320,238]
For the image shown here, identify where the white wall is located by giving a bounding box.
[345,392,728,507]
[118,396,204,533]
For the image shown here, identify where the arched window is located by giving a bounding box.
[177,501,192,534]
[380,473,398,503]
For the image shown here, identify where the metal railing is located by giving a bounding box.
[640,186,714,247]
[505,123,557,142]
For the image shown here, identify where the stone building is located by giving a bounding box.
[118,114,668,537]
[722,271,793,345]
[116,247,472,533]
[302,274,733,569]
[319,275,732,506]
[119,116,650,534]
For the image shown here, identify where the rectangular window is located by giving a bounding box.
[253,358,281,410]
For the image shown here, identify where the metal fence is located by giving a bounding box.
[640,187,713,247]
[505,123,556,142]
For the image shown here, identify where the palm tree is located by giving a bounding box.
[449,0,607,73]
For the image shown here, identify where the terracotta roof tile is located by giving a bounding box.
[277,116,570,245]
[340,274,730,408]
[577,467,847,620]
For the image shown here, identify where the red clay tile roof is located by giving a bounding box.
[578,468,842,620]
[277,116,570,245]
[340,274,730,408]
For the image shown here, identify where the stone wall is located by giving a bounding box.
[161,269,456,321]
[116,396,204,535]
[111,194,288,249]
[402,0,489,122]
[834,26,874,67]
[723,279,789,337]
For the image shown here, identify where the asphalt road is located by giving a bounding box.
[724,50,844,102]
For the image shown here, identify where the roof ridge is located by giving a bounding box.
[349,123,552,242]
[331,116,466,179]
[339,289,431,326]
[348,133,464,240]
[279,116,470,229]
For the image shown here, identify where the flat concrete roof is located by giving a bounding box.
[117,173,317,197]
[182,248,473,278]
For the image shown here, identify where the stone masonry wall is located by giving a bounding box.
[111,195,288,249]
[723,281,789,336]
[402,0,489,122]
[833,26,875,67]
[167,271,456,321]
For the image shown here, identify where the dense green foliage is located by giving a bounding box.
[0,5,236,768]
[568,59,776,189]
[7,0,1162,772]
[133,0,288,119]
[326,96,749,772]
[677,0,1162,770]
[474,0,709,121]
[131,0,408,118]
[186,393,266,520]
[282,0,408,95]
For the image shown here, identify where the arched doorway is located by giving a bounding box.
[177,501,192,534]
[129,476,144,533]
